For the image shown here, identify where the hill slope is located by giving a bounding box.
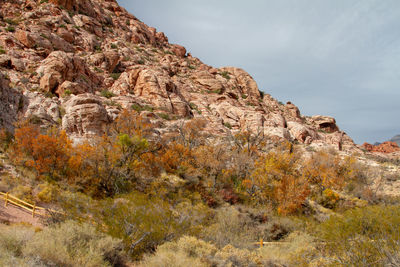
[0,0,357,150]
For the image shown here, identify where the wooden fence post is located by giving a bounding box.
[32,204,36,218]
[260,238,263,248]
[4,192,8,207]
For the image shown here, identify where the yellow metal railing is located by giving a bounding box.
[0,191,63,218]
[254,238,289,248]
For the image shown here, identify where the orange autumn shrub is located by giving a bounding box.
[251,146,310,215]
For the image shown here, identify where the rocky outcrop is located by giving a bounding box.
[311,115,338,133]
[36,51,101,96]
[0,73,22,131]
[362,141,400,153]
[23,91,60,126]
[62,94,110,136]
[0,0,358,151]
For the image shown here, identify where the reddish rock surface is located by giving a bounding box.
[362,141,400,153]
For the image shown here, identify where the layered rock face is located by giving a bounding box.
[0,0,356,149]
[362,141,400,154]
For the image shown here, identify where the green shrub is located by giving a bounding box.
[158,113,170,120]
[5,19,18,26]
[110,73,121,80]
[131,103,153,113]
[220,71,230,80]
[0,46,5,54]
[93,192,208,259]
[223,122,232,129]
[316,205,400,266]
[110,43,118,49]
[101,89,115,99]
[189,102,198,110]
[63,89,72,96]
[44,91,56,98]
[94,67,104,73]
[5,26,15,32]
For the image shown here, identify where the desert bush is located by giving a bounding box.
[101,89,115,98]
[23,221,126,267]
[93,192,209,259]
[139,235,269,267]
[11,185,33,203]
[314,188,340,209]
[316,205,400,266]
[36,183,59,203]
[139,236,216,267]
[0,224,47,267]
[201,206,260,249]
[0,224,35,258]
[259,231,318,267]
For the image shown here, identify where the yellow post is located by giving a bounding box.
[260,238,263,248]
[32,204,36,218]
[4,192,8,207]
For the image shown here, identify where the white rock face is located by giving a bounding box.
[62,94,110,136]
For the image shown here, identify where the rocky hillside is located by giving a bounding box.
[0,0,356,150]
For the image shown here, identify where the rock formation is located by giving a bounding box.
[0,0,357,150]
[362,141,400,154]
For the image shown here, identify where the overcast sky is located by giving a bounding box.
[117,0,400,144]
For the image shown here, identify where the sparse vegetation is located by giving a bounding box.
[94,45,102,52]
[131,103,154,113]
[157,112,171,120]
[220,71,230,80]
[110,73,121,80]
[5,26,15,32]
[63,89,72,96]
[223,122,232,129]
[0,221,126,266]
[5,19,18,25]
[101,89,115,98]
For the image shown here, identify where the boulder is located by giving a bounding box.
[62,94,110,136]
[49,0,75,10]
[171,44,186,58]
[15,30,35,48]
[37,51,100,95]
[311,115,338,133]
[220,67,261,100]
[287,121,313,143]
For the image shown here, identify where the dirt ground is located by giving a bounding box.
[0,199,44,227]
